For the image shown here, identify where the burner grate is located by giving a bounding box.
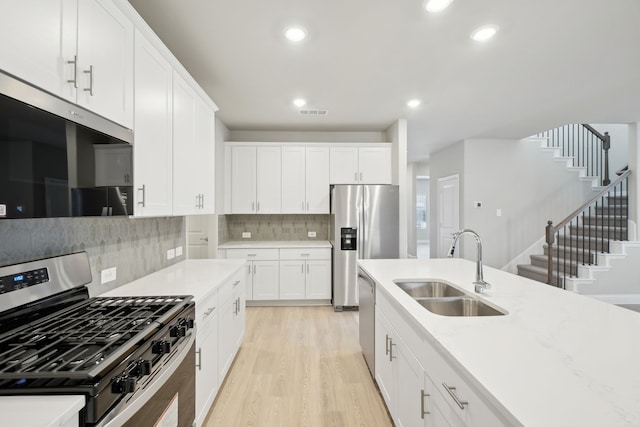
[0,296,189,377]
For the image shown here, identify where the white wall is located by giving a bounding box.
[386,119,408,259]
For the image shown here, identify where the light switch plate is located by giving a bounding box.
[167,248,176,260]
[496,209,502,217]
[242,232,251,239]
[175,246,183,257]
[308,231,317,238]
[101,267,117,284]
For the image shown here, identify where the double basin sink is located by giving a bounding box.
[393,280,506,316]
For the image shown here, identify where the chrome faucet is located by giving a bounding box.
[448,229,491,294]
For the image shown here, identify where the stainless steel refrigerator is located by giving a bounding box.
[330,184,399,310]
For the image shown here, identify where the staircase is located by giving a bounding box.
[515,123,632,288]
[517,194,628,285]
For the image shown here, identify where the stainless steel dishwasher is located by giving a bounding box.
[357,266,375,377]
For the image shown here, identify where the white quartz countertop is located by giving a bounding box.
[0,395,84,427]
[100,259,246,301]
[218,240,331,249]
[357,258,640,427]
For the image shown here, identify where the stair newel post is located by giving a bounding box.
[603,132,611,186]
[545,221,555,285]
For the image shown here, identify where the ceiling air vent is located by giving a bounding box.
[298,108,328,116]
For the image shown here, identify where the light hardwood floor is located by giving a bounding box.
[204,306,393,427]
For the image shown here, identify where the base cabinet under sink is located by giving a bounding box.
[375,287,508,427]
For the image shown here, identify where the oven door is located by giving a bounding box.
[97,337,195,427]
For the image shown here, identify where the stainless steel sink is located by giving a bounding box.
[393,280,465,298]
[416,297,506,317]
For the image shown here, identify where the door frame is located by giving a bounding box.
[437,174,460,258]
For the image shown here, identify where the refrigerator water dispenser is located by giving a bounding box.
[340,228,357,250]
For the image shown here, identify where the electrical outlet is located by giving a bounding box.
[100,267,117,284]
[175,246,183,257]
[167,248,175,260]
[242,232,251,239]
[308,231,317,238]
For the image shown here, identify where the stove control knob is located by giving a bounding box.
[112,375,136,394]
[152,340,171,354]
[132,360,151,377]
[186,317,195,329]
[170,324,186,338]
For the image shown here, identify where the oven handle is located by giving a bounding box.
[95,334,195,427]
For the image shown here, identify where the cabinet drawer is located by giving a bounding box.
[226,248,279,260]
[423,341,505,427]
[196,290,218,337]
[218,268,245,306]
[279,248,330,260]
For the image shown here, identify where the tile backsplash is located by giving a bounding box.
[0,216,185,296]
[219,214,329,242]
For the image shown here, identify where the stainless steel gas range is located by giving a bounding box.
[0,252,196,427]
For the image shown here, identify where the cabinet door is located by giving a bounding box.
[281,147,306,213]
[0,0,77,102]
[279,260,305,299]
[172,72,200,216]
[231,146,256,213]
[77,0,134,128]
[218,298,236,380]
[396,342,427,427]
[195,314,219,427]
[358,146,391,184]
[305,147,330,213]
[256,146,281,213]
[197,98,216,214]
[305,260,331,299]
[133,30,173,216]
[375,308,396,415]
[329,146,359,184]
[251,260,279,300]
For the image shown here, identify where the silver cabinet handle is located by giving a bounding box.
[421,390,430,418]
[389,339,396,361]
[201,193,205,208]
[385,334,390,356]
[200,237,209,242]
[360,172,363,181]
[196,348,202,370]
[253,264,256,274]
[302,264,304,274]
[307,264,309,274]
[232,280,240,287]
[247,254,257,257]
[442,383,468,410]
[137,185,146,207]
[247,264,251,274]
[233,299,238,315]
[196,194,200,208]
[203,307,215,317]
[83,65,94,96]
[307,201,309,212]
[67,55,78,88]
[252,202,255,212]
[236,296,241,313]
[257,201,260,212]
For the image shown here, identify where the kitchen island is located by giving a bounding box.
[357,258,640,427]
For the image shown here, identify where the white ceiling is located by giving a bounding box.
[128,0,640,162]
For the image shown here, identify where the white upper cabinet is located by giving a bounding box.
[281,146,329,214]
[0,0,77,101]
[133,29,173,217]
[0,0,134,128]
[231,146,281,214]
[173,74,216,216]
[76,0,134,128]
[330,145,392,184]
[231,146,257,213]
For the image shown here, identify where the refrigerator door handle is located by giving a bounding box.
[360,185,368,259]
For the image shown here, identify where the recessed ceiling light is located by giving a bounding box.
[285,26,306,42]
[424,0,453,13]
[293,98,307,108]
[471,25,499,42]
[407,99,421,108]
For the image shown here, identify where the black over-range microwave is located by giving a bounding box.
[0,71,134,219]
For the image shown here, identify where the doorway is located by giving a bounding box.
[416,176,430,258]
[437,174,460,258]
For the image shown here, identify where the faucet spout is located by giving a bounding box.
[447,229,491,294]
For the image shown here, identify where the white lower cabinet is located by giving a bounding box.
[225,246,331,303]
[195,289,219,427]
[194,266,245,427]
[375,288,506,427]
